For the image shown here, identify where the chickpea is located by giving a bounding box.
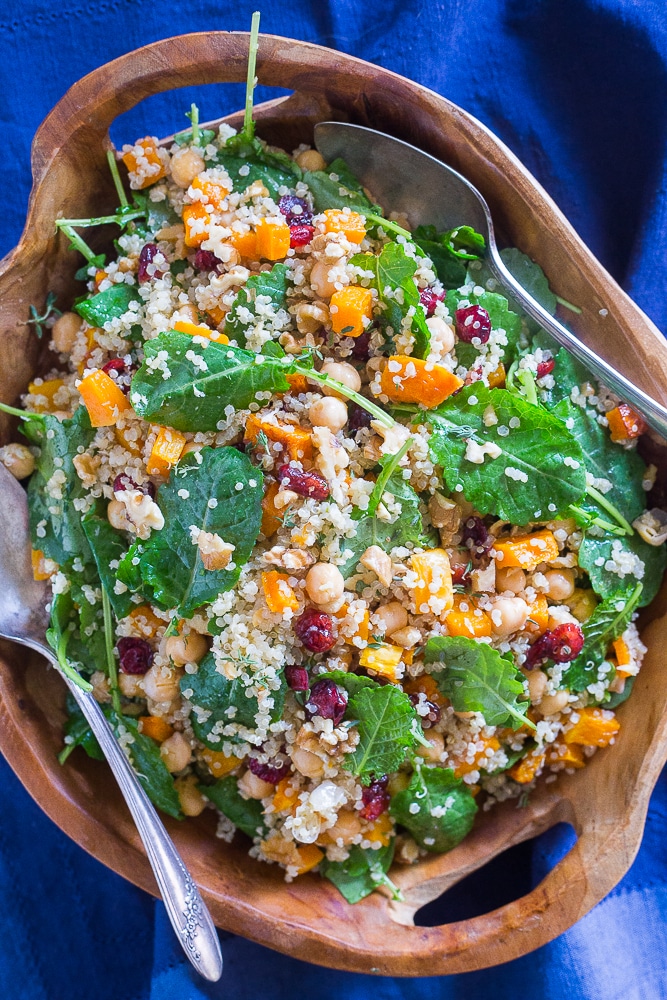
[320,360,361,399]
[566,588,599,623]
[181,441,204,456]
[90,670,111,704]
[160,731,193,773]
[107,498,131,531]
[426,314,455,354]
[309,396,348,432]
[321,809,362,846]
[291,747,325,779]
[296,148,326,172]
[496,566,526,595]
[309,259,339,299]
[372,602,408,637]
[175,775,208,817]
[237,769,274,800]
[538,690,570,716]
[526,669,548,704]
[387,771,411,796]
[416,730,445,763]
[143,663,183,702]
[173,302,199,324]
[544,569,576,602]
[165,632,208,666]
[51,311,82,354]
[0,443,35,480]
[118,672,144,698]
[170,146,206,189]
[305,562,345,605]
[490,596,530,636]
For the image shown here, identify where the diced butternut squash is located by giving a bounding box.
[613,637,631,666]
[451,736,501,778]
[411,548,455,617]
[380,356,464,408]
[244,413,313,461]
[445,594,493,638]
[226,229,259,259]
[607,403,647,442]
[115,423,144,455]
[27,378,65,413]
[138,716,174,743]
[182,202,211,247]
[334,604,370,644]
[545,742,586,769]
[359,642,404,683]
[124,604,164,638]
[31,549,56,581]
[524,594,549,638]
[365,812,393,847]
[493,529,560,572]
[255,218,291,260]
[190,175,229,209]
[77,327,99,375]
[487,363,506,388]
[403,675,448,709]
[121,138,166,188]
[78,368,132,427]
[147,426,186,476]
[94,269,107,288]
[294,844,324,875]
[272,778,299,812]
[262,570,300,614]
[509,751,545,784]
[323,208,366,244]
[285,372,310,395]
[329,286,374,338]
[261,480,283,537]
[206,305,227,327]
[201,749,243,778]
[564,707,620,747]
[172,319,229,344]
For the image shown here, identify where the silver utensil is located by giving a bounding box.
[0,465,223,983]
[314,122,667,440]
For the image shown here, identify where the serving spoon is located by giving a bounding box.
[0,464,223,982]
[314,122,667,440]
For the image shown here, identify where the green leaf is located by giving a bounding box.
[317,670,379,698]
[350,242,430,357]
[468,249,557,335]
[129,447,263,617]
[130,331,290,432]
[81,513,134,619]
[578,532,665,608]
[390,766,478,853]
[304,158,377,213]
[200,775,268,838]
[424,635,531,729]
[320,842,395,903]
[343,685,419,785]
[560,583,643,691]
[113,715,182,818]
[224,263,289,348]
[183,651,287,749]
[23,408,95,565]
[216,150,300,198]
[413,237,467,290]
[74,284,140,326]
[425,383,586,524]
[445,286,523,370]
[59,698,105,764]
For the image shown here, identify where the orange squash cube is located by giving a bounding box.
[138,716,174,743]
[255,218,291,260]
[451,736,501,778]
[244,413,313,462]
[27,378,65,413]
[182,202,212,247]
[201,749,244,778]
[411,548,455,616]
[445,594,493,638]
[607,403,647,442]
[294,844,324,875]
[262,570,300,614]
[365,812,394,847]
[493,529,560,572]
[172,319,229,344]
[545,742,586,769]
[564,707,620,747]
[487,363,507,388]
[121,138,166,189]
[226,229,259,260]
[403,675,449,709]
[323,208,366,244]
[509,751,545,784]
[190,175,229,209]
[147,426,186,476]
[78,369,132,427]
[261,481,284,537]
[330,286,374,338]
[32,549,56,581]
[124,604,165,638]
[272,778,299,813]
[524,594,550,638]
[380,356,464,408]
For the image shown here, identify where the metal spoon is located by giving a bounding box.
[0,464,223,983]
[314,122,667,440]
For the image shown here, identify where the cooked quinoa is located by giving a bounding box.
[4,104,666,904]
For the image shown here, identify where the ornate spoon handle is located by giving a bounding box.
[60,661,223,982]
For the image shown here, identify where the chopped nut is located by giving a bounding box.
[197,530,235,570]
[263,545,316,570]
[633,508,667,546]
[294,300,330,336]
[274,488,299,509]
[471,562,496,592]
[116,489,165,540]
[389,626,422,649]
[72,452,101,488]
[394,834,420,865]
[428,492,461,531]
[360,544,393,587]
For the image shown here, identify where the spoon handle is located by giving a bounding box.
[487,250,667,439]
[61,666,223,982]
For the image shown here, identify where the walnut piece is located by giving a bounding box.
[197,530,235,570]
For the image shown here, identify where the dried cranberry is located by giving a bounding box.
[451,562,471,587]
[247,755,291,784]
[113,474,156,499]
[419,287,445,317]
[525,622,585,669]
[102,358,126,377]
[278,194,313,226]
[348,402,373,433]
[463,364,484,387]
[408,694,441,729]
[285,664,310,691]
[461,516,493,559]
[138,243,164,283]
[294,609,336,653]
[455,304,492,344]
[289,224,316,248]
[536,357,555,379]
[194,249,222,272]
[360,775,390,821]
[117,636,153,675]
[277,463,330,500]
[350,329,371,360]
[305,679,347,724]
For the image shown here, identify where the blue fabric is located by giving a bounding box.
[1,1,667,996]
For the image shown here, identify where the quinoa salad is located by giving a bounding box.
[3,37,667,905]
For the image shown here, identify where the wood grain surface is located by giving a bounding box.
[1,31,667,976]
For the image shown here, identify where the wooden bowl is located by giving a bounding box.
[2,31,667,976]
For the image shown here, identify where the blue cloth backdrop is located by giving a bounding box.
[1,1,667,997]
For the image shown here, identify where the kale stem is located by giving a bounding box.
[365,213,412,240]
[555,294,582,315]
[372,871,404,902]
[57,210,144,229]
[189,103,200,145]
[102,585,122,715]
[243,12,261,140]
[585,485,633,534]
[293,364,395,428]
[47,629,94,693]
[0,400,43,422]
[516,369,538,407]
[163,617,179,640]
[569,504,627,537]
[106,149,129,209]
[57,223,99,263]
[366,437,413,516]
